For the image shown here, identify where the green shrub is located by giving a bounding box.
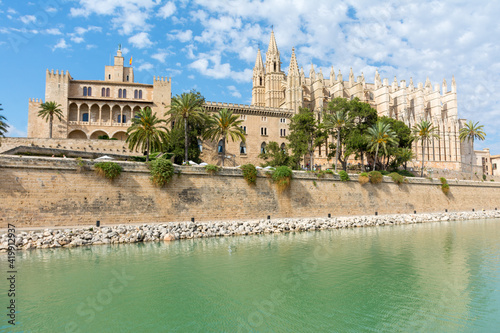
[389,172,406,185]
[324,169,334,174]
[482,174,487,181]
[76,157,87,173]
[368,171,383,184]
[204,164,220,175]
[358,172,369,185]
[442,183,450,195]
[94,162,122,180]
[380,170,390,175]
[313,180,317,187]
[240,164,258,185]
[397,169,414,177]
[272,166,293,192]
[149,158,175,187]
[439,177,447,185]
[339,170,350,181]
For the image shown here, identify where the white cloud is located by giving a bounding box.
[44,28,62,35]
[137,62,153,71]
[167,29,192,43]
[20,15,36,24]
[189,52,252,82]
[52,38,69,50]
[7,8,17,15]
[86,44,97,49]
[5,124,27,138]
[70,0,158,35]
[46,7,58,13]
[152,51,169,63]
[122,47,130,55]
[227,85,241,98]
[128,32,153,48]
[71,36,84,43]
[157,2,176,19]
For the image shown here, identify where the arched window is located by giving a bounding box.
[274,62,276,72]
[259,77,262,86]
[217,139,224,153]
[138,90,142,99]
[134,90,138,99]
[88,87,92,96]
[240,141,246,154]
[280,143,286,152]
[118,89,122,98]
[101,88,105,97]
[261,142,266,154]
[198,139,203,152]
[82,113,89,122]
[117,115,122,123]
[106,88,110,97]
[123,89,127,98]
[126,75,129,81]
[83,87,87,96]
[108,74,111,79]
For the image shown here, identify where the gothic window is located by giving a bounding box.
[108,74,111,79]
[139,90,142,99]
[83,87,87,96]
[280,118,286,123]
[106,88,110,97]
[101,88,106,97]
[261,142,267,154]
[198,139,203,152]
[122,115,127,123]
[126,75,129,81]
[123,89,127,98]
[274,62,276,72]
[217,140,224,153]
[88,87,92,96]
[82,113,89,122]
[261,127,267,136]
[117,115,121,123]
[280,143,286,152]
[118,89,122,98]
[259,77,262,86]
[240,115,246,120]
[280,129,286,137]
[134,90,138,99]
[261,116,267,122]
[240,141,247,154]
[240,126,246,134]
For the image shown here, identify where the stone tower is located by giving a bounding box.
[264,30,285,108]
[285,47,303,112]
[251,48,265,107]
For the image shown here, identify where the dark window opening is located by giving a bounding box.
[82,113,89,122]
[83,87,87,96]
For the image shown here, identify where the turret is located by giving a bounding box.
[251,48,265,106]
[265,30,281,73]
[330,66,336,85]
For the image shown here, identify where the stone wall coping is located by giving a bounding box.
[1,155,499,188]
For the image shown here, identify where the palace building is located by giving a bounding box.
[25,33,473,171]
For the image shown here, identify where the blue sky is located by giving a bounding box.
[1,0,499,153]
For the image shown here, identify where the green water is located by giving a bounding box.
[2,219,500,332]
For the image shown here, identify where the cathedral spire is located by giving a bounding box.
[265,30,281,73]
[288,47,299,75]
[254,48,264,70]
[267,29,279,54]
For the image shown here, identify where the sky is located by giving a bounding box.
[0,0,499,153]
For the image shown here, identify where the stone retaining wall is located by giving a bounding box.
[1,155,500,227]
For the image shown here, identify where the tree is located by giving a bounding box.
[323,109,350,172]
[165,91,206,164]
[287,107,324,169]
[0,104,9,146]
[366,120,398,171]
[126,107,168,162]
[259,141,291,167]
[459,120,486,180]
[412,120,439,177]
[203,108,245,167]
[379,116,413,169]
[163,124,204,165]
[38,101,63,139]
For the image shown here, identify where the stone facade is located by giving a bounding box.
[475,148,500,176]
[27,48,171,141]
[1,155,500,227]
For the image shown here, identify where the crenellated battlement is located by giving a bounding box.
[153,76,171,83]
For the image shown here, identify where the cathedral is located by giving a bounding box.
[24,32,473,171]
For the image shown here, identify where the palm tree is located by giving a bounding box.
[412,120,439,177]
[165,92,205,164]
[203,108,245,167]
[38,101,63,139]
[126,107,168,162]
[366,120,398,171]
[459,120,486,180]
[0,104,9,146]
[324,109,350,172]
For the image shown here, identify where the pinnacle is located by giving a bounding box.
[267,30,279,54]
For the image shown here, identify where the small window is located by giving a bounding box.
[118,89,122,98]
[134,90,138,99]
[108,74,111,79]
[82,113,89,122]
[240,142,246,154]
[83,87,87,96]
[280,143,286,152]
[123,89,127,98]
[126,75,129,81]
[240,115,246,120]
[122,115,126,123]
[240,126,246,134]
[259,77,262,86]
[261,127,267,136]
[117,115,121,123]
[261,116,267,122]
[261,142,266,154]
[101,88,106,97]
[280,118,286,123]
[139,90,142,99]
[280,129,286,137]
[88,87,92,96]
[106,88,110,97]
[217,139,224,153]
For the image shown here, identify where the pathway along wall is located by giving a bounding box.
[1,156,499,227]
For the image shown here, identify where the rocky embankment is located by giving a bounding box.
[2,210,500,251]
